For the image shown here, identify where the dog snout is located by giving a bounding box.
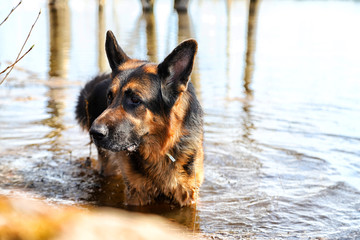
[90,124,108,141]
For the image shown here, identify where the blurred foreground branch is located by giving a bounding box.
[0,4,41,85]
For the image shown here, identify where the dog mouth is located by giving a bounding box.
[92,138,139,153]
[106,143,139,153]
[125,144,137,152]
[90,122,141,152]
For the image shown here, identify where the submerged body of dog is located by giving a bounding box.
[76,31,203,207]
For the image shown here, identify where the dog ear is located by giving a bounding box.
[158,39,198,106]
[105,30,130,72]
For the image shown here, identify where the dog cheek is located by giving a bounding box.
[144,110,166,135]
[129,117,148,138]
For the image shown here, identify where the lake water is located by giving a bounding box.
[1,0,360,239]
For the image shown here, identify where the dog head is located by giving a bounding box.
[90,31,197,153]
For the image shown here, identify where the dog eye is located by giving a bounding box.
[107,91,114,105]
[130,96,141,105]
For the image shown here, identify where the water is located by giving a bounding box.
[1,0,360,239]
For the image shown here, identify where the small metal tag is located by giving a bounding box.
[166,153,176,162]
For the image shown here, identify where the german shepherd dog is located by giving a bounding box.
[75,31,204,207]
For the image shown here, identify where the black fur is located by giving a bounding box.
[158,39,197,108]
[105,31,130,72]
[183,151,196,176]
[75,74,111,129]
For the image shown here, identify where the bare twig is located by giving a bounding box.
[0,45,34,75]
[0,0,22,27]
[0,9,41,85]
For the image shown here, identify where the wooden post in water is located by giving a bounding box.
[48,1,70,78]
[143,12,158,63]
[141,0,155,12]
[177,11,192,43]
[48,0,68,7]
[46,1,70,146]
[98,0,107,72]
[140,0,190,12]
[175,0,190,12]
[243,0,260,96]
[176,11,200,95]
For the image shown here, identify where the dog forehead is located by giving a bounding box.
[116,64,158,94]
[113,62,157,83]
[142,63,158,75]
[113,69,134,85]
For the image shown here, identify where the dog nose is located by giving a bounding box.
[90,124,108,141]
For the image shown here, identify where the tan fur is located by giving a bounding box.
[142,63,158,74]
[117,60,145,71]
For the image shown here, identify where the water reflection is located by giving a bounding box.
[143,12,158,62]
[88,175,199,230]
[48,2,71,78]
[41,2,71,153]
[97,1,107,72]
[177,11,193,42]
[241,0,259,142]
[177,11,201,96]
[140,0,190,12]
[243,0,260,96]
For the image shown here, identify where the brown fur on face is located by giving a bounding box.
[76,31,203,207]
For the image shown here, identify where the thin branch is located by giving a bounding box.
[0,9,41,85]
[0,45,34,75]
[0,1,22,27]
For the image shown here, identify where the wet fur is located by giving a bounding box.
[75,31,203,207]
